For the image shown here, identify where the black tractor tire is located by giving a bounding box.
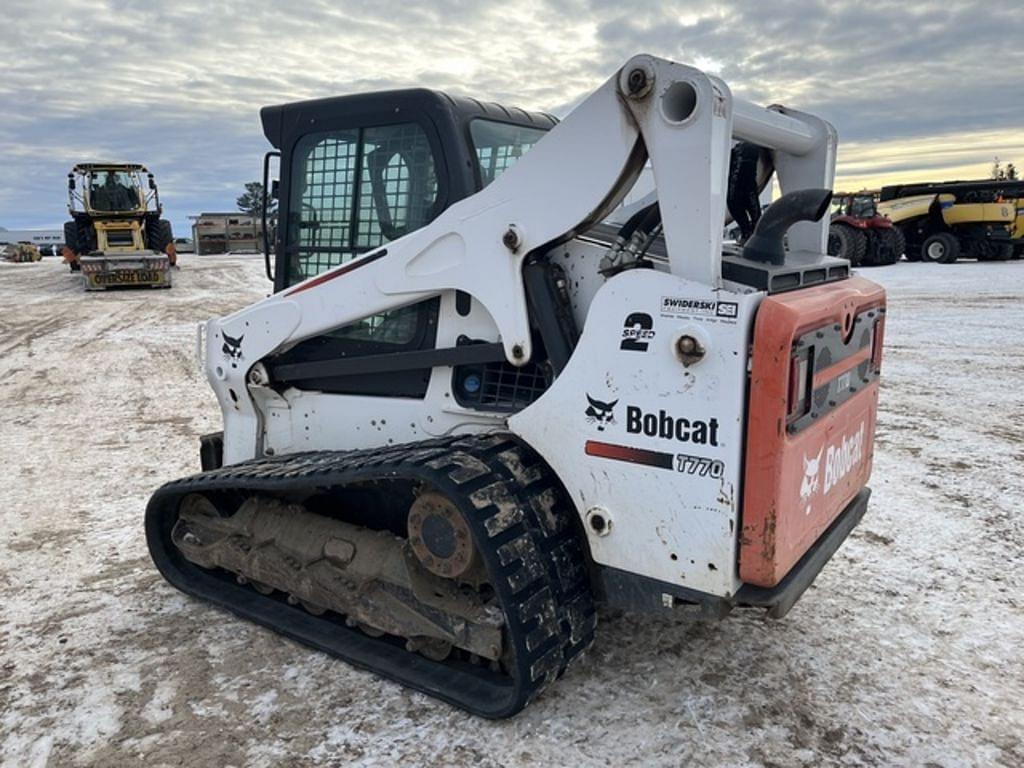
[828,224,867,266]
[900,225,921,261]
[146,218,174,254]
[63,218,96,256]
[873,228,901,265]
[890,226,906,261]
[63,219,93,271]
[63,220,78,259]
[991,244,1013,261]
[827,229,841,256]
[963,239,984,260]
[921,232,960,264]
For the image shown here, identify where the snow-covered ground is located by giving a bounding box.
[1,255,1021,767]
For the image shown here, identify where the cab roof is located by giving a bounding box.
[71,163,150,174]
[260,88,557,150]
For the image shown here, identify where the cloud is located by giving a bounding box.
[835,128,1024,191]
[2,0,1022,233]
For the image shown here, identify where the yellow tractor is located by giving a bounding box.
[878,179,1020,263]
[0,242,42,263]
[63,163,177,289]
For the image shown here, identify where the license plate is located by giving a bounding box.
[95,270,160,285]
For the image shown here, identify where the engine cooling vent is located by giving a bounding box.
[106,230,135,247]
[453,360,551,413]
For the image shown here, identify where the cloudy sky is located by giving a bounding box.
[2,0,1022,236]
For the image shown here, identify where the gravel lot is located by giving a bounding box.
[1,254,1021,767]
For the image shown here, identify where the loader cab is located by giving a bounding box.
[68,164,152,217]
[831,194,877,220]
[849,194,877,218]
[261,89,556,293]
[88,170,143,213]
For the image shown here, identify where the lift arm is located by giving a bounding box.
[204,54,836,464]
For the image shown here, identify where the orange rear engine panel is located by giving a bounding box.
[741,276,886,588]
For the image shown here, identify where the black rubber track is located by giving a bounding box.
[146,433,597,718]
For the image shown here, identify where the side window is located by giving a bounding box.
[269,298,441,399]
[357,125,438,249]
[287,128,358,281]
[286,123,439,285]
[327,302,424,346]
[469,120,548,187]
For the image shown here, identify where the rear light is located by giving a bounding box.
[786,348,812,424]
[870,314,885,373]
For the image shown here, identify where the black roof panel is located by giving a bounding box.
[260,88,557,149]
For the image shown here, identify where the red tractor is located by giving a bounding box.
[827,192,903,266]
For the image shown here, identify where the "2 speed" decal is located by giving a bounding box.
[620,312,655,352]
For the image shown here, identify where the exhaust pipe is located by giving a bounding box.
[741,188,833,265]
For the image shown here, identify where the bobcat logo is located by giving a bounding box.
[222,331,244,367]
[585,394,618,431]
[800,447,823,514]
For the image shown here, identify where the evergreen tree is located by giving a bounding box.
[236,182,277,217]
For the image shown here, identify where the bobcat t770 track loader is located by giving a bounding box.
[146,55,886,718]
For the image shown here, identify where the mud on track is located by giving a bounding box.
[1,256,1022,767]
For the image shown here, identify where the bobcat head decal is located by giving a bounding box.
[222,331,244,365]
[800,447,823,501]
[585,394,618,431]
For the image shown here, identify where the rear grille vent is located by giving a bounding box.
[106,231,134,247]
[453,360,551,413]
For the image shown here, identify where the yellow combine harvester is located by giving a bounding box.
[878,179,1021,263]
[63,163,177,289]
[1013,197,1024,255]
